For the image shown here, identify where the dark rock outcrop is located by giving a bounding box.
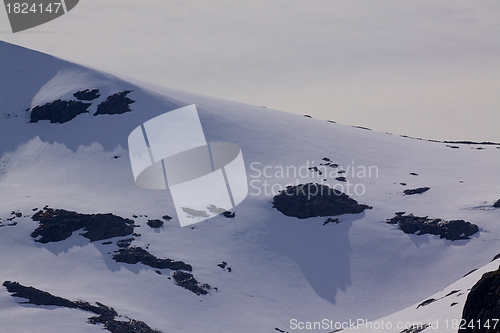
[3,281,78,308]
[3,281,161,333]
[494,200,500,208]
[222,211,235,218]
[172,271,209,295]
[403,187,430,195]
[308,166,322,175]
[323,217,339,225]
[464,269,478,277]
[73,89,100,101]
[94,91,134,116]
[30,100,91,123]
[116,238,134,248]
[387,213,478,241]
[31,208,134,243]
[353,125,371,130]
[272,183,372,219]
[147,219,164,228]
[416,298,436,309]
[217,261,232,272]
[460,265,500,332]
[399,325,429,333]
[445,290,460,297]
[275,328,289,333]
[93,318,161,333]
[112,246,192,271]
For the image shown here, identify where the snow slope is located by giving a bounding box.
[343,258,500,332]
[0,40,499,332]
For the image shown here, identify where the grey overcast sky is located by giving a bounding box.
[1,0,499,142]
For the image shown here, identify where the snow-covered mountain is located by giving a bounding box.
[0,41,499,333]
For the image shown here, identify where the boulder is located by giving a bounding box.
[272,183,372,219]
[147,219,164,228]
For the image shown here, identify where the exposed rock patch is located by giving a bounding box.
[112,246,192,271]
[30,100,91,124]
[416,298,436,309]
[3,281,161,333]
[387,213,478,241]
[273,183,372,219]
[222,211,235,218]
[172,271,210,295]
[323,218,339,225]
[275,328,289,333]
[3,281,79,308]
[445,290,460,297]
[494,199,500,208]
[353,125,371,130]
[308,166,322,175]
[217,261,232,272]
[94,91,134,116]
[403,187,430,195]
[116,238,134,248]
[464,269,478,277]
[319,159,339,168]
[73,89,100,101]
[461,265,500,332]
[147,219,164,228]
[399,325,429,333]
[31,208,134,243]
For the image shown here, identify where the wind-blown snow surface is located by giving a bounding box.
[0,41,499,332]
